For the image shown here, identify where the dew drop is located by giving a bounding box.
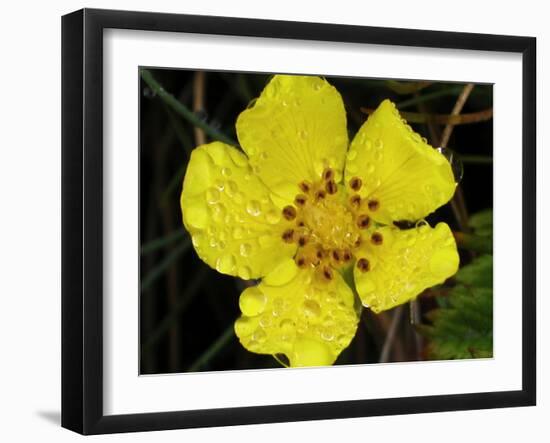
[238,266,252,280]
[214,180,225,191]
[298,130,308,140]
[367,164,375,174]
[303,300,321,318]
[374,139,383,150]
[266,209,281,224]
[234,316,256,336]
[239,286,267,316]
[246,200,262,216]
[215,253,236,274]
[240,243,252,257]
[347,149,357,161]
[253,328,267,343]
[320,327,334,342]
[205,187,221,204]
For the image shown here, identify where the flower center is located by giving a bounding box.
[280,168,382,281]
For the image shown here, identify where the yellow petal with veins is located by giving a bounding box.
[345,99,456,224]
[236,75,349,203]
[234,259,359,367]
[353,222,459,313]
[181,141,296,279]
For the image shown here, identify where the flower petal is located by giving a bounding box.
[236,75,349,203]
[181,141,296,279]
[234,259,359,367]
[345,100,456,224]
[354,223,459,313]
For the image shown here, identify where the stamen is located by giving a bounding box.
[349,177,362,191]
[295,194,307,207]
[282,205,297,220]
[315,189,327,201]
[325,180,338,195]
[282,229,295,243]
[371,232,383,245]
[342,249,352,262]
[356,258,370,272]
[331,249,341,262]
[295,255,308,268]
[297,234,309,247]
[356,214,371,229]
[354,237,362,248]
[321,265,334,281]
[299,181,312,193]
[296,219,305,227]
[349,195,361,208]
[322,167,334,181]
[368,199,380,211]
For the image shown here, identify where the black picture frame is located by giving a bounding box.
[61,8,536,435]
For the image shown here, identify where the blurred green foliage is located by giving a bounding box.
[418,211,493,359]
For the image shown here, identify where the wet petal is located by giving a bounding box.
[354,223,459,313]
[345,100,456,224]
[181,141,296,279]
[236,75,348,203]
[235,259,359,367]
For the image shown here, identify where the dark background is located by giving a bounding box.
[139,69,493,374]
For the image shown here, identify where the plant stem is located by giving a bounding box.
[141,267,208,352]
[140,69,237,146]
[379,306,404,363]
[140,240,191,292]
[187,324,235,372]
[396,86,463,109]
[141,229,187,255]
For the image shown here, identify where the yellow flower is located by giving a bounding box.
[180,75,459,368]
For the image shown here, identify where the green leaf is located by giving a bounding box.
[419,255,493,360]
[469,209,493,237]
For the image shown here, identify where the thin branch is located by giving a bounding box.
[140,69,237,146]
[440,83,475,148]
[359,107,493,126]
[193,71,207,146]
[379,306,405,363]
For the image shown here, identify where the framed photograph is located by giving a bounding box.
[61,8,536,435]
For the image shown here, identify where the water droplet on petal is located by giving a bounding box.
[238,266,252,280]
[266,209,281,224]
[240,243,252,257]
[303,300,321,318]
[347,149,357,161]
[221,167,232,177]
[239,286,267,316]
[216,253,236,274]
[205,187,221,204]
[246,200,261,216]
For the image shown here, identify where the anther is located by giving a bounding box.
[349,177,362,191]
[295,256,308,268]
[356,258,370,272]
[356,214,371,229]
[321,265,334,281]
[296,219,305,227]
[371,232,383,245]
[322,167,334,181]
[349,195,361,208]
[282,229,295,243]
[299,181,312,193]
[354,237,362,248]
[297,234,309,247]
[282,205,297,220]
[331,249,341,262]
[316,249,325,260]
[325,180,338,195]
[368,199,380,211]
[294,194,307,207]
[315,189,327,201]
[342,250,352,262]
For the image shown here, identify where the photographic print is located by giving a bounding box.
[139,69,494,374]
